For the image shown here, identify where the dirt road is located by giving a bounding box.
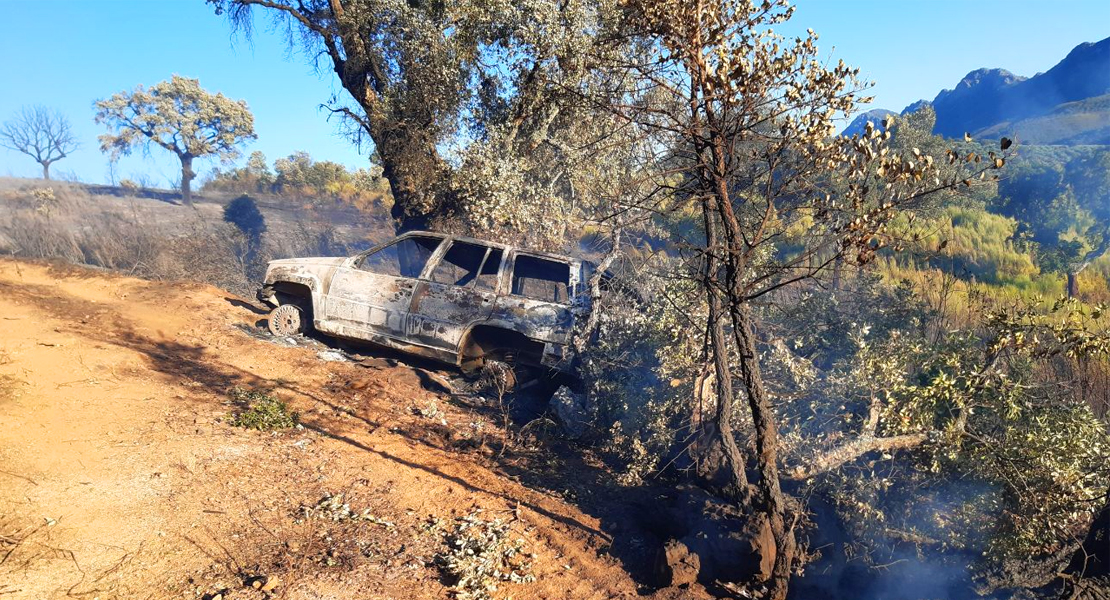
[0,260,691,599]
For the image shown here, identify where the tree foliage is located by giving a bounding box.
[94,75,257,204]
[994,149,1110,296]
[210,0,633,241]
[205,150,389,211]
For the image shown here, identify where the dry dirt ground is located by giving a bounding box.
[0,259,704,600]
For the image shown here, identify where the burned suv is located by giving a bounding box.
[258,231,582,376]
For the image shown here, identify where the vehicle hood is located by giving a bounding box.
[266,257,347,269]
[263,257,347,288]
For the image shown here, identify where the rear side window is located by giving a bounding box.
[359,236,441,278]
[431,242,488,286]
[511,255,570,303]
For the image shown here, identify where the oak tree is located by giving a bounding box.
[209,0,631,238]
[94,75,256,204]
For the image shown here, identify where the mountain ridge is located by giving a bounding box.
[843,37,1110,144]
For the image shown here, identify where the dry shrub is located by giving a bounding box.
[433,509,535,600]
[0,183,365,299]
[2,214,84,262]
[76,214,165,275]
[159,222,262,296]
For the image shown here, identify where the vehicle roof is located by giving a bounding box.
[400,230,579,264]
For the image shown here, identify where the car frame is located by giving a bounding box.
[257,231,585,377]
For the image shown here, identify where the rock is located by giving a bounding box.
[655,539,701,587]
[260,576,280,593]
[551,386,594,439]
[358,357,392,369]
[317,350,347,362]
[743,515,776,582]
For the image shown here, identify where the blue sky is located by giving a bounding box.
[1,0,1107,185]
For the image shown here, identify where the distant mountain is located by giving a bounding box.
[843,37,1110,145]
[840,108,897,137]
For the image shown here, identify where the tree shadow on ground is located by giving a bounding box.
[5,280,680,594]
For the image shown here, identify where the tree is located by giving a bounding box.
[992,149,1110,298]
[0,105,78,180]
[94,75,256,204]
[612,1,1008,596]
[1065,150,1110,297]
[223,194,267,241]
[209,0,630,236]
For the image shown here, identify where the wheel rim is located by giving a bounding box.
[269,305,302,336]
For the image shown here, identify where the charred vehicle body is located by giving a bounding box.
[258,231,584,377]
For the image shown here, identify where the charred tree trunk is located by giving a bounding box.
[180,154,195,205]
[729,301,795,600]
[696,198,752,505]
[1067,492,1110,579]
[326,18,448,233]
[701,119,795,597]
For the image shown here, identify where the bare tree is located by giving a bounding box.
[0,105,78,180]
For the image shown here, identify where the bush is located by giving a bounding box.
[223,194,266,239]
[203,150,390,213]
[229,387,299,431]
[434,509,535,600]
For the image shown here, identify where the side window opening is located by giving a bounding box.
[511,255,570,303]
[359,236,441,278]
[430,242,489,287]
[475,248,503,291]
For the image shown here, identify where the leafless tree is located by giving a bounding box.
[0,105,78,180]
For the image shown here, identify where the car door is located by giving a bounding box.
[405,240,504,352]
[323,234,443,340]
[486,252,576,343]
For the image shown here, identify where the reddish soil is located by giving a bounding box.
[0,259,707,600]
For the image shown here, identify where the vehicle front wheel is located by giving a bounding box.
[267,304,305,337]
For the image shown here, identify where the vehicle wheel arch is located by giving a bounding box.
[457,323,546,373]
[268,280,317,322]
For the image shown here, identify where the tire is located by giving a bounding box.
[479,359,518,392]
[268,304,305,337]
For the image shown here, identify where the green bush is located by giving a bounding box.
[229,387,299,431]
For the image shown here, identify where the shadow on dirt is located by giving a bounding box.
[225,297,269,315]
[1,279,714,595]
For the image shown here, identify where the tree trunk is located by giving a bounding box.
[700,109,794,597]
[1067,492,1109,578]
[696,201,751,504]
[329,45,447,233]
[41,161,51,181]
[729,303,795,600]
[180,155,195,205]
[1067,271,1080,298]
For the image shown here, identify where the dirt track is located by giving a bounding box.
[0,260,696,600]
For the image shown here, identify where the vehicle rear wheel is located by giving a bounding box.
[268,304,305,337]
[479,359,518,392]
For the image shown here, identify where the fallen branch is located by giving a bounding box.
[787,433,928,481]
